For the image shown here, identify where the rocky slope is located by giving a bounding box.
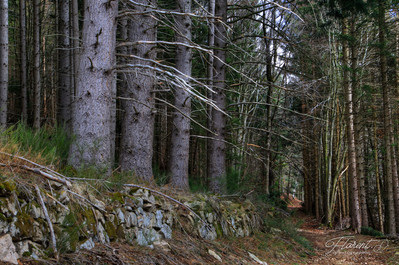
[0,174,264,264]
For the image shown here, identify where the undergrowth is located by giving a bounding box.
[0,123,71,167]
[264,216,313,251]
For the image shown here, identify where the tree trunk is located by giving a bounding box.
[350,17,368,228]
[206,0,215,188]
[373,118,384,232]
[72,0,79,98]
[68,0,118,170]
[169,0,192,190]
[342,17,361,233]
[208,0,227,193]
[58,0,71,128]
[33,0,41,130]
[0,0,8,128]
[20,0,27,123]
[378,0,396,235]
[119,0,156,181]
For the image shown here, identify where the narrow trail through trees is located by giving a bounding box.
[293,208,399,264]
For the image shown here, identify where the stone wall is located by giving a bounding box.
[0,180,261,262]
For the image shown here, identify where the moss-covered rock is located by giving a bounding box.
[0,180,16,197]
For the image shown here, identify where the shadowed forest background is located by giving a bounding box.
[1,0,399,237]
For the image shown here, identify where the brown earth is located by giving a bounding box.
[294,207,399,264]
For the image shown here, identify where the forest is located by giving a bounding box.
[1,0,399,241]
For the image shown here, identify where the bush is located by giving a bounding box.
[361,226,384,237]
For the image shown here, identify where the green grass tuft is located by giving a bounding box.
[0,123,71,166]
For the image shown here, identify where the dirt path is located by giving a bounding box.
[296,212,399,264]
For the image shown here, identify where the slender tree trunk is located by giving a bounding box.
[206,0,215,188]
[33,0,41,129]
[169,0,192,190]
[208,0,227,193]
[119,0,156,181]
[0,0,8,128]
[350,17,368,228]
[342,17,361,233]
[68,0,118,170]
[20,0,27,123]
[373,118,384,232]
[58,0,71,128]
[378,0,396,235]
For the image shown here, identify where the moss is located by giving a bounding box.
[104,221,117,240]
[0,212,7,222]
[22,251,31,257]
[116,225,125,238]
[15,211,35,238]
[215,223,223,238]
[58,211,84,253]
[0,180,17,196]
[128,187,140,195]
[109,192,125,205]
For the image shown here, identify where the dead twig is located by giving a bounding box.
[35,185,58,260]
[0,151,72,187]
[66,190,106,213]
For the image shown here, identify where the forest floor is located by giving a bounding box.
[293,208,399,265]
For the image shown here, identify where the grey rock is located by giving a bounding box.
[155,210,163,228]
[79,238,95,250]
[14,240,43,260]
[136,229,148,246]
[8,218,19,237]
[136,207,144,215]
[116,208,125,224]
[55,208,70,224]
[207,212,214,223]
[125,228,136,244]
[137,214,144,228]
[0,218,9,234]
[143,212,155,228]
[106,213,116,224]
[208,249,222,262]
[136,228,160,247]
[30,204,42,219]
[199,225,217,240]
[0,234,18,264]
[96,223,110,244]
[95,210,105,224]
[126,212,137,228]
[144,228,160,243]
[32,221,44,242]
[160,224,172,239]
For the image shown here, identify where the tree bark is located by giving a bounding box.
[20,0,27,123]
[373,117,384,232]
[33,0,41,130]
[350,17,368,228]
[0,0,8,128]
[68,0,118,171]
[119,0,156,181]
[58,0,71,128]
[378,0,396,235]
[72,0,79,98]
[208,0,227,193]
[342,17,361,233]
[169,0,192,190]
